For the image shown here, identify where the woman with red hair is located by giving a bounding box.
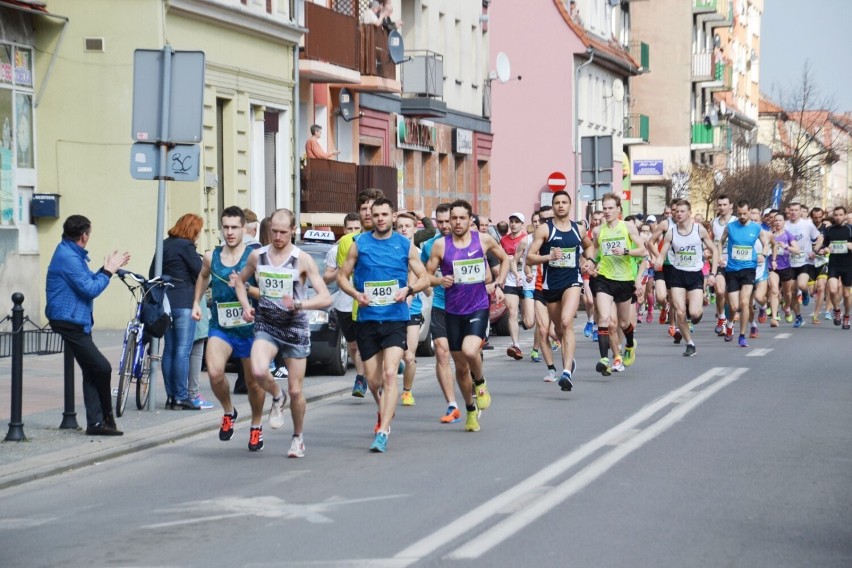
[150,213,204,409]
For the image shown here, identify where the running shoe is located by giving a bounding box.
[738,335,748,348]
[784,310,794,323]
[668,325,676,337]
[401,390,415,406]
[612,357,625,373]
[269,393,288,429]
[506,345,523,360]
[558,371,573,392]
[583,321,594,337]
[465,410,480,432]
[193,396,215,410]
[688,322,695,333]
[825,310,833,321]
[757,306,767,324]
[811,314,820,325]
[834,309,842,326]
[287,435,305,458]
[766,306,773,318]
[440,406,461,424]
[623,342,636,367]
[645,309,653,324]
[673,330,683,344]
[595,357,611,376]
[749,325,758,339]
[724,326,734,342]
[801,290,810,306]
[714,318,726,335]
[550,339,560,351]
[591,326,599,342]
[530,348,542,363]
[659,305,668,325]
[370,432,388,452]
[543,368,557,382]
[770,319,779,328]
[475,380,491,410]
[843,315,850,330]
[219,408,238,441]
[683,343,697,357]
[793,314,803,328]
[351,374,368,398]
[273,366,289,380]
[248,426,264,452]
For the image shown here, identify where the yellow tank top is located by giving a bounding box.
[597,221,635,281]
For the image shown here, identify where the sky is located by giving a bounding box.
[760,0,852,113]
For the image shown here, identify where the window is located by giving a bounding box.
[0,42,35,226]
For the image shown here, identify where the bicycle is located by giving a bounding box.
[114,269,173,417]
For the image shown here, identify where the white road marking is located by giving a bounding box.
[393,367,746,564]
[775,333,792,339]
[746,348,773,357]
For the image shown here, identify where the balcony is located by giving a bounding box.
[692,51,713,80]
[693,0,733,27]
[709,62,733,91]
[400,51,447,117]
[629,41,650,71]
[691,122,731,152]
[358,24,401,93]
[300,2,360,84]
[300,159,398,214]
[623,114,650,144]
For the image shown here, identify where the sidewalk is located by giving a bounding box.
[0,330,351,489]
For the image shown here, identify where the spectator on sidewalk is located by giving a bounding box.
[243,209,262,249]
[46,215,130,436]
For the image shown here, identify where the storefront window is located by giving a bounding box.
[15,93,32,168]
[0,42,36,225]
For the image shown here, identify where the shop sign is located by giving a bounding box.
[452,128,473,155]
[397,116,436,151]
[632,160,664,176]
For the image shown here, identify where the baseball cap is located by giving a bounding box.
[509,212,525,224]
[634,212,645,221]
[646,215,657,223]
[762,208,772,216]
[471,214,481,229]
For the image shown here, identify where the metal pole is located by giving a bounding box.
[574,49,595,222]
[5,293,26,441]
[147,43,174,411]
[58,343,78,429]
[293,0,303,237]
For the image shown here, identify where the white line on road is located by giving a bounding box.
[776,333,792,339]
[746,348,773,357]
[393,367,746,564]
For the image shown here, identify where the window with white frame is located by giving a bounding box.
[0,42,34,226]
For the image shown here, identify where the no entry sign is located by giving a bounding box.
[547,171,567,192]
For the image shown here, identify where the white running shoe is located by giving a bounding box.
[287,435,305,458]
[543,369,557,382]
[268,393,288,429]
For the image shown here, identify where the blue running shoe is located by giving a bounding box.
[793,314,803,328]
[352,375,368,398]
[801,291,810,306]
[583,321,594,337]
[591,326,599,342]
[558,371,573,392]
[370,432,388,453]
[530,348,542,363]
[738,335,748,348]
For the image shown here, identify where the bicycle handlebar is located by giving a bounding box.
[116,269,174,287]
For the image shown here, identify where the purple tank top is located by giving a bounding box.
[440,231,490,315]
[773,230,794,270]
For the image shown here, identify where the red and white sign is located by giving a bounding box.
[546,171,567,192]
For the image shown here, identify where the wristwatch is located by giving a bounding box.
[293,299,302,311]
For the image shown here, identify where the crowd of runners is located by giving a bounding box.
[189,190,852,455]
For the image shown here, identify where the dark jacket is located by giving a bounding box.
[45,239,111,333]
[150,237,202,309]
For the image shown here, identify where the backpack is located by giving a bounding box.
[140,282,172,339]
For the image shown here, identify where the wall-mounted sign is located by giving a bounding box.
[632,160,664,176]
[397,116,437,151]
[452,128,473,155]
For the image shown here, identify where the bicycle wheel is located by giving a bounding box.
[115,331,136,417]
[136,349,151,410]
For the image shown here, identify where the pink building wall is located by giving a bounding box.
[489,0,585,225]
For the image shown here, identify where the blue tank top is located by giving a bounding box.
[440,231,489,315]
[539,219,583,291]
[210,247,255,338]
[353,231,411,322]
[421,234,445,310]
[726,221,762,271]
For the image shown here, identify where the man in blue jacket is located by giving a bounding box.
[46,215,130,435]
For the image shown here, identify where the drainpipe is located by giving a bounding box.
[574,47,594,222]
[293,0,303,240]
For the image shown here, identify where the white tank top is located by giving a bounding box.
[670,222,704,272]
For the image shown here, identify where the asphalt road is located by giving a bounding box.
[1,315,850,568]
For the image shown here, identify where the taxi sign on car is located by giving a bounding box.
[302,229,336,243]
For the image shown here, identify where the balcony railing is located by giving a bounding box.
[402,51,444,98]
[709,62,733,91]
[692,51,713,80]
[302,1,359,71]
[629,41,650,71]
[300,159,398,213]
[693,0,731,20]
[624,114,650,142]
[691,123,731,151]
[360,24,396,80]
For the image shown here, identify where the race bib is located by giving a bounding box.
[601,237,626,256]
[364,280,399,306]
[258,271,293,298]
[216,301,249,328]
[790,252,805,264]
[550,248,576,269]
[731,245,753,262]
[452,258,486,283]
[674,249,698,268]
[830,241,848,254]
[814,254,829,267]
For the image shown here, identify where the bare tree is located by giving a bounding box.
[717,164,788,210]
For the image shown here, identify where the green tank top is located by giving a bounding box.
[597,221,635,281]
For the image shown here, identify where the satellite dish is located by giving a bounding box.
[495,52,511,83]
[719,100,727,116]
[708,108,719,127]
[338,88,355,122]
[387,29,405,64]
[611,79,624,102]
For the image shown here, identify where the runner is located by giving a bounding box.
[232,208,332,457]
[583,210,604,339]
[525,191,594,390]
[817,206,852,329]
[337,198,430,453]
[192,206,272,447]
[500,212,529,360]
[784,202,822,328]
[768,211,800,327]
[426,199,510,432]
[646,199,682,342]
[655,200,718,356]
[711,195,734,335]
[748,208,771,337]
[717,200,771,347]
[585,193,647,376]
[421,203,462,422]
[518,210,544,362]
[530,206,561,381]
